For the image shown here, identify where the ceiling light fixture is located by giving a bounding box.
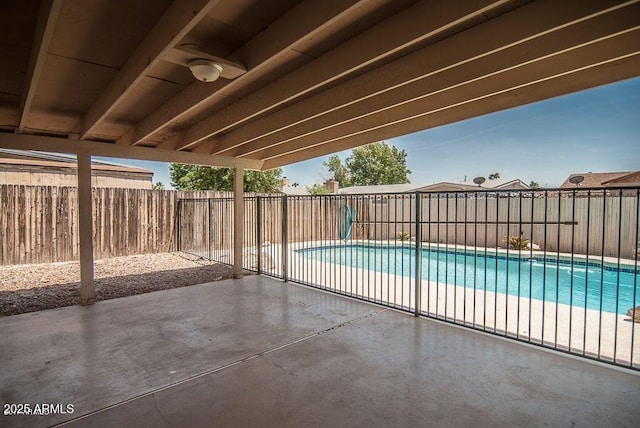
[188,59,224,82]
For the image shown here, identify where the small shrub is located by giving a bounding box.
[397,232,410,241]
[506,232,530,250]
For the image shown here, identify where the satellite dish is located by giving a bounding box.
[473,176,486,186]
[569,175,584,185]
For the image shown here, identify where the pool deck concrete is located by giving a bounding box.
[1,275,639,427]
[284,241,640,365]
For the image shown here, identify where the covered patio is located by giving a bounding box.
[1,0,639,303]
[2,275,639,427]
[1,0,640,425]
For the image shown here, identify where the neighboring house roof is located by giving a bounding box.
[605,171,640,186]
[0,149,152,175]
[339,179,529,194]
[415,182,484,192]
[459,178,529,189]
[338,183,424,194]
[0,157,152,175]
[560,171,640,188]
[282,186,311,195]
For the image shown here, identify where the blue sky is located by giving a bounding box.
[101,76,640,189]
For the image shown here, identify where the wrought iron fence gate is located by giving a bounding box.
[178,187,640,370]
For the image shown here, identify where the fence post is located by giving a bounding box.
[177,199,182,253]
[208,198,212,260]
[282,195,288,281]
[414,192,422,317]
[257,196,262,274]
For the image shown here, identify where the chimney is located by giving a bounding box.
[324,180,339,193]
[282,177,291,187]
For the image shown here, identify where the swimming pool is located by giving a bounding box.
[297,244,640,315]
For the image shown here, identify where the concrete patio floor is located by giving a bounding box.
[1,276,639,427]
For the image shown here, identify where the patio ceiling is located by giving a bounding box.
[1,0,639,170]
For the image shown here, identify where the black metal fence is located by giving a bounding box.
[178,187,640,370]
[178,197,258,271]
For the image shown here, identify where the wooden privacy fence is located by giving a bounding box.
[0,185,182,265]
[376,190,640,259]
[0,185,238,265]
[285,196,371,243]
[3,185,639,266]
[177,196,372,264]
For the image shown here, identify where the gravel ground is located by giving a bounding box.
[0,253,238,317]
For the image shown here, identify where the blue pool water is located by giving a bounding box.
[297,244,640,315]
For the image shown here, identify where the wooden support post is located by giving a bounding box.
[77,151,95,305]
[233,166,244,278]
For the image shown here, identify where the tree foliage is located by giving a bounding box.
[169,164,283,192]
[324,155,352,187]
[488,172,501,180]
[529,180,540,189]
[308,183,330,195]
[323,141,410,187]
[152,181,165,190]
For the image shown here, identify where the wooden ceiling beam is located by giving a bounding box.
[0,133,262,170]
[208,0,637,157]
[176,0,510,152]
[18,0,63,133]
[79,0,220,140]
[260,53,640,170]
[123,0,367,147]
[255,32,640,161]
[233,9,640,159]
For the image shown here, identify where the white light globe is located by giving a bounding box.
[188,59,223,82]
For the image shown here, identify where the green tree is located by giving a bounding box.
[152,181,165,190]
[342,142,411,186]
[324,155,352,187]
[169,164,283,192]
[308,183,330,195]
[488,172,501,180]
[529,180,540,189]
